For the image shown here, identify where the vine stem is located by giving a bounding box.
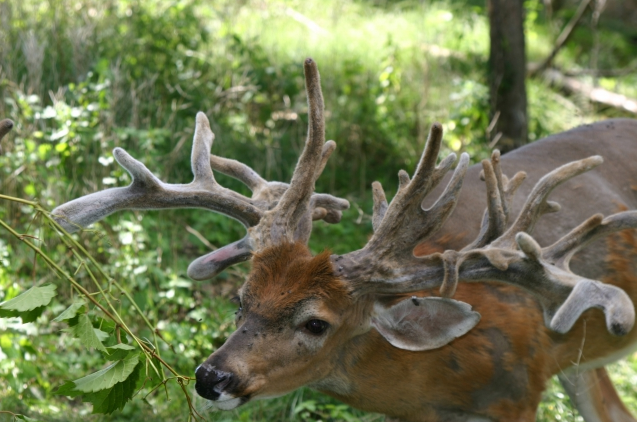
[0,193,36,206]
[0,216,177,375]
[45,208,168,375]
[0,194,202,417]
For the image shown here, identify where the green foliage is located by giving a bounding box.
[57,353,140,394]
[1,0,636,421]
[0,284,57,312]
[55,354,142,415]
[0,284,57,322]
[53,301,86,322]
[64,314,109,353]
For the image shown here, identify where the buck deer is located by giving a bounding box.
[50,59,637,422]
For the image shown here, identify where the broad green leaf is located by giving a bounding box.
[0,305,46,323]
[73,353,140,393]
[55,380,82,397]
[65,314,108,352]
[104,343,136,361]
[85,360,142,414]
[93,316,116,333]
[53,300,85,322]
[94,327,109,342]
[0,284,57,312]
[16,415,41,422]
[19,305,47,323]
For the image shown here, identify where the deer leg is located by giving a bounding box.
[558,367,637,422]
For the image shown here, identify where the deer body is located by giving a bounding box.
[322,119,637,421]
[199,120,637,422]
[48,60,637,422]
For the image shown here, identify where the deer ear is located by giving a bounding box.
[371,297,481,351]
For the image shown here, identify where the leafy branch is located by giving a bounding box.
[0,193,204,421]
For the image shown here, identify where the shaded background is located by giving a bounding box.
[1,0,637,420]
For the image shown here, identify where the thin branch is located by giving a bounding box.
[528,0,593,77]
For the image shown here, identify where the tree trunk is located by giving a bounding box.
[487,0,528,153]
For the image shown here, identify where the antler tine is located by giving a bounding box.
[192,113,215,183]
[316,140,336,179]
[463,160,505,250]
[462,151,527,250]
[304,140,342,225]
[187,237,253,281]
[209,155,267,192]
[334,124,469,283]
[544,211,637,268]
[0,119,14,155]
[0,119,13,142]
[372,181,388,232]
[491,156,602,249]
[51,113,263,233]
[490,150,507,216]
[260,58,328,245]
[412,123,444,188]
[369,124,463,247]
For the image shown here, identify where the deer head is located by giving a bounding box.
[50,59,637,412]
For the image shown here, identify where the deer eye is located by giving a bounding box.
[305,319,329,335]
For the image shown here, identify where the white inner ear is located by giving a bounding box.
[371,296,481,351]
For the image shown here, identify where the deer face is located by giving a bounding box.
[194,242,488,409]
[195,242,364,409]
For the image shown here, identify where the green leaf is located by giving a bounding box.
[0,284,57,312]
[93,316,116,333]
[55,380,82,397]
[19,305,47,323]
[65,314,108,352]
[85,360,142,414]
[16,415,41,422]
[53,300,85,322]
[73,353,140,393]
[0,305,47,323]
[94,327,109,342]
[104,343,136,361]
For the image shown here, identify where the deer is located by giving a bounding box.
[48,58,637,422]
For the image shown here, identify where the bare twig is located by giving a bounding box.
[528,0,593,77]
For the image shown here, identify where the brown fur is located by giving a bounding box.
[244,243,351,316]
[202,231,637,421]
[318,227,637,421]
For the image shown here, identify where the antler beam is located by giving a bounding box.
[52,113,263,231]
[51,59,349,280]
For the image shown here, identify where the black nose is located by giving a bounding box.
[195,364,233,400]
